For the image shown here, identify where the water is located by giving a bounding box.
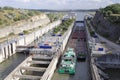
[76,12,89,21]
[104,69,120,80]
[0,53,28,79]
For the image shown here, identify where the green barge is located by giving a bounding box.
[58,48,76,74]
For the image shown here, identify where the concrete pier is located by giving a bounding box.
[84,16,101,80]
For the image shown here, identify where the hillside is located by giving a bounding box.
[100,4,120,24]
[0,6,51,40]
[92,4,120,43]
[0,6,41,28]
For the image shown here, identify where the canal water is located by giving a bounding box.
[104,69,120,80]
[51,12,90,80]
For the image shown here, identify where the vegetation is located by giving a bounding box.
[0,6,41,28]
[23,30,29,34]
[53,19,74,35]
[100,4,120,24]
[39,26,42,28]
[9,32,15,36]
[90,31,95,37]
[102,33,110,38]
[47,13,64,22]
[86,19,95,37]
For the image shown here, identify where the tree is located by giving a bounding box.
[28,12,34,16]
[106,10,113,16]
[101,4,120,24]
[3,6,14,10]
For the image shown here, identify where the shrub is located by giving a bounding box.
[9,32,15,36]
[102,33,109,38]
[90,31,95,36]
[28,12,34,16]
[101,4,120,24]
[23,30,29,34]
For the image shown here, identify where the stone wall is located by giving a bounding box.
[93,11,120,41]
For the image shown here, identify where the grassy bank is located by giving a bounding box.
[0,6,41,28]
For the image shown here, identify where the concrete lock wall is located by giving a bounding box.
[61,23,73,52]
[17,20,61,46]
[0,20,61,63]
[84,17,101,80]
[41,22,74,80]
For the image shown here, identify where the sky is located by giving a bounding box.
[0,0,120,10]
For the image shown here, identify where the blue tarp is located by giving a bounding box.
[57,34,62,36]
[52,34,62,36]
[52,34,55,36]
[39,45,52,49]
[98,48,103,51]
